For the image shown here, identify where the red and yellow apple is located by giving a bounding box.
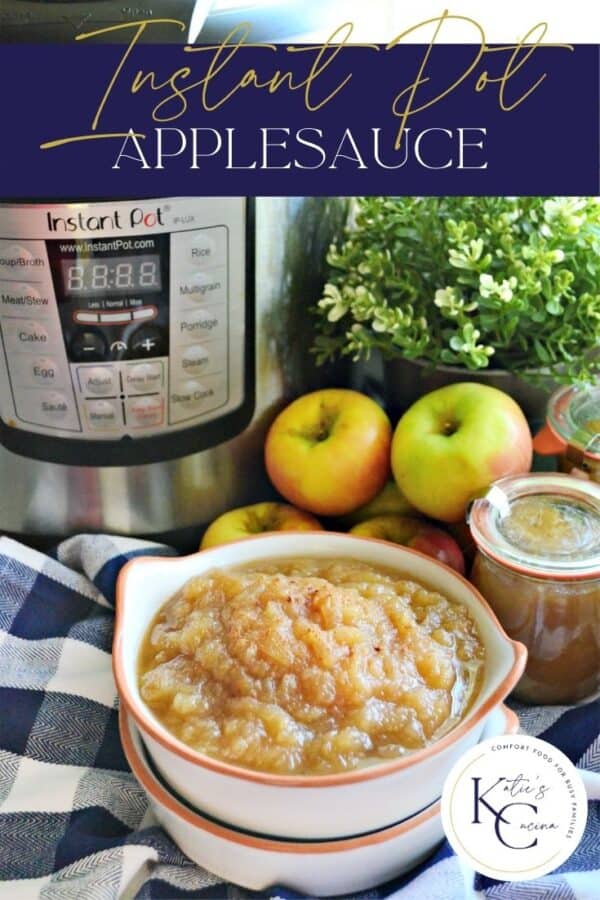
[391,383,532,523]
[200,502,322,549]
[350,514,465,574]
[265,389,392,516]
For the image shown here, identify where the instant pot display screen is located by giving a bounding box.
[60,255,162,295]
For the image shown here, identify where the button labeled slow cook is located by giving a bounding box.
[175,307,225,344]
[169,374,226,423]
[126,394,164,428]
[124,361,163,395]
[78,365,117,396]
[85,399,121,431]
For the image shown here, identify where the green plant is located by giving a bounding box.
[314,197,600,382]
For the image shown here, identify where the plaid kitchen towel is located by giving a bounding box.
[0,534,598,900]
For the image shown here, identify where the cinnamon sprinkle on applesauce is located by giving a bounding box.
[138,558,484,775]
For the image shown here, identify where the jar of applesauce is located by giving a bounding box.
[534,383,600,481]
[468,473,600,704]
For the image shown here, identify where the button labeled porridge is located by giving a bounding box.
[138,558,485,775]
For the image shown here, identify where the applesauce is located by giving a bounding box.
[138,558,485,775]
[469,474,600,704]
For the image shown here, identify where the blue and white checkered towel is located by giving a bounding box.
[0,534,598,900]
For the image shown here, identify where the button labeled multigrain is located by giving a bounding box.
[85,399,121,430]
[127,395,164,428]
[79,366,117,396]
[125,361,163,395]
[178,267,226,304]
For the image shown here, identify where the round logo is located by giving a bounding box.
[441,734,587,881]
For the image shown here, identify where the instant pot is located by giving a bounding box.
[0,197,348,544]
[1,0,344,43]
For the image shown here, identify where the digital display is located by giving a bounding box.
[60,255,161,295]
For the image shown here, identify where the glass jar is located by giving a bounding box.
[468,473,600,705]
[534,383,600,481]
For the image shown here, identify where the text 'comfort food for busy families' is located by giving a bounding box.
[138,558,485,775]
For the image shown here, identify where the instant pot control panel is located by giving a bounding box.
[0,198,253,465]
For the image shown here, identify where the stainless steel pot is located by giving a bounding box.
[0,197,348,543]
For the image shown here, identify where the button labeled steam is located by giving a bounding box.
[180,344,211,375]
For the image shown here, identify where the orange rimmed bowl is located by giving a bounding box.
[113,532,527,840]
[120,703,519,896]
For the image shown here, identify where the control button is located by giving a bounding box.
[169,374,226,423]
[99,311,133,324]
[85,399,121,431]
[0,242,46,280]
[70,329,107,362]
[13,388,79,431]
[0,283,51,315]
[29,356,61,387]
[176,307,224,344]
[34,391,69,422]
[175,227,226,267]
[129,325,167,358]
[2,318,50,351]
[177,266,226,304]
[110,340,128,357]
[74,311,100,324]
[132,306,156,322]
[126,394,164,429]
[124,361,163,395]
[180,343,211,376]
[78,365,117,396]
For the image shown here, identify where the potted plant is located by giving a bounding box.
[313,197,600,420]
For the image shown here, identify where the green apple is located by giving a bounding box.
[338,480,420,528]
[391,383,533,523]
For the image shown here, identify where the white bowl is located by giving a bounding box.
[120,703,519,896]
[114,532,526,839]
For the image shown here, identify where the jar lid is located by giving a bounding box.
[547,384,600,461]
[468,473,600,580]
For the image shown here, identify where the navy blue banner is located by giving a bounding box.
[0,34,598,197]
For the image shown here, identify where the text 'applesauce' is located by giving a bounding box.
[138,558,485,775]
